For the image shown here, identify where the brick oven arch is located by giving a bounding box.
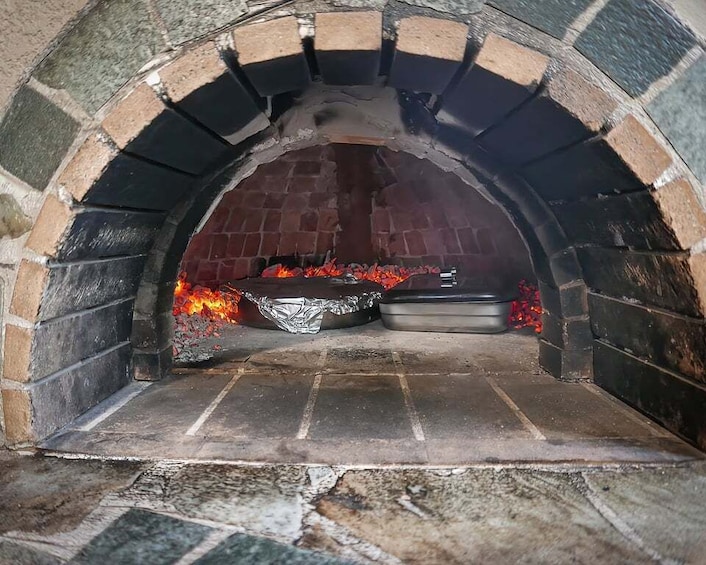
[1,2,705,449]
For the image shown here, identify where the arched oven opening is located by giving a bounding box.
[3,6,703,465]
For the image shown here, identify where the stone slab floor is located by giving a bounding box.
[3,322,706,563]
[43,321,702,465]
[1,452,706,564]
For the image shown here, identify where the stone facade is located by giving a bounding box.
[0,0,704,448]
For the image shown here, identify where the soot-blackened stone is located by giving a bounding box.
[578,248,703,318]
[82,154,194,211]
[541,312,594,350]
[439,67,537,136]
[589,292,706,383]
[241,55,310,96]
[539,339,593,380]
[552,191,681,251]
[317,51,381,85]
[534,220,570,258]
[31,344,133,440]
[549,247,582,287]
[478,95,592,167]
[574,0,696,97]
[57,209,165,261]
[30,300,134,381]
[539,281,588,319]
[133,347,173,381]
[131,312,173,351]
[520,138,644,202]
[176,74,269,145]
[39,256,146,322]
[389,53,462,94]
[124,109,228,175]
[594,340,706,449]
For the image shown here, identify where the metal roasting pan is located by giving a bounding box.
[237,298,380,330]
[380,273,516,334]
[379,301,512,333]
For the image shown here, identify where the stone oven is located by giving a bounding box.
[1,1,705,455]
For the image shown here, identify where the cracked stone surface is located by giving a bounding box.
[1,451,706,564]
[141,464,307,540]
[0,452,143,536]
[315,468,646,563]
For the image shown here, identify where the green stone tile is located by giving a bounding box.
[70,509,211,565]
[194,533,350,565]
[575,0,696,96]
[154,0,248,45]
[0,86,79,190]
[648,55,706,183]
[488,0,593,39]
[0,541,60,565]
[35,0,164,114]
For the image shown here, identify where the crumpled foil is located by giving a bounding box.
[241,277,383,334]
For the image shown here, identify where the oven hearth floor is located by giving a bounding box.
[42,321,702,465]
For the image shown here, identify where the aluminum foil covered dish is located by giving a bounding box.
[229,275,385,333]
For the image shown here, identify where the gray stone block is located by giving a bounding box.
[0,86,79,190]
[154,0,248,45]
[589,292,706,383]
[39,256,146,322]
[594,341,706,449]
[648,56,706,183]
[30,344,133,439]
[578,247,703,318]
[488,0,592,39]
[30,300,135,381]
[539,338,593,380]
[397,0,485,15]
[59,208,165,261]
[575,0,696,96]
[35,0,164,114]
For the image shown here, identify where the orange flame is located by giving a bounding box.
[173,273,240,323]
[262,259,439,291]
[174,262,543,333]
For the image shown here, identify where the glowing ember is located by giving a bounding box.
[262,259,440,291]
[173,274,240,323]
[173,262,542,333]
[509,280,543,333]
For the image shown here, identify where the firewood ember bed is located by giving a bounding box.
[172,261,543,360]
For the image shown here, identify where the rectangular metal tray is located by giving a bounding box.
[380,301,513,333]
[380,273,515,333]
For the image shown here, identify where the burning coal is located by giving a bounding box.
[260,259,440,290]
[509,279,543,333]
[173,262,542,333]
[173,274,241,322]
